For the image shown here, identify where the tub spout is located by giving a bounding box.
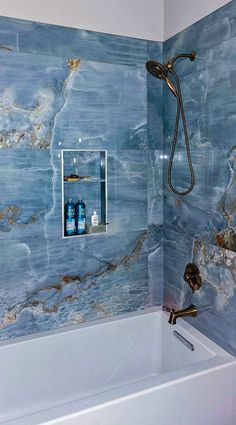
[168,304,197,325]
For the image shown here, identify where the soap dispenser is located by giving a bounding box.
[91,211,99,226]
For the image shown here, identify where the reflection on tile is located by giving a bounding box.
[108,151,148,233]
[147,225,163,306]
[148,150,163,227]
[163,148,233,245]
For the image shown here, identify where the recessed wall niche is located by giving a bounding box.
[61,149,107,238]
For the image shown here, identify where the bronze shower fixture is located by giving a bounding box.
[145,51,196,196]
[183,263,202,293]
[167,262,202,325]
[168,304,198,325]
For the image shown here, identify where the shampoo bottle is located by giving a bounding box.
[65,198,76,236]
[76,199,86,234]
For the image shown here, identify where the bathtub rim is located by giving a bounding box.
[0,306,233,361]
[0,306,162,349]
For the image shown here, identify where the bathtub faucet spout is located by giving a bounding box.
[168,304,197,325]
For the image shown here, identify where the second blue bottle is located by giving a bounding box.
[76,199,86,234]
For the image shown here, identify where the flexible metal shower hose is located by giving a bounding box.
[167,68,195,196]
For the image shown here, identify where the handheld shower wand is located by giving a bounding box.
[146,51,196,196]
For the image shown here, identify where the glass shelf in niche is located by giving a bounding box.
[64,178,106,183]
[61,149,108,238]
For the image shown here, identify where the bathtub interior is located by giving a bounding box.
[161,316,217,373]
[0,311,161,424]
[0,309,233,424]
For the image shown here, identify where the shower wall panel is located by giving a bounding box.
[0,17,163,340]
[163,0,236,355]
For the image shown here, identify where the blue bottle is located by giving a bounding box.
[65,198,76,236]
[76,199,86,234]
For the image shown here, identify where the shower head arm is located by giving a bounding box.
[166,51,196,69]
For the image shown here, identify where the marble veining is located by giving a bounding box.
[190,239,236,355]
[0,16,163,340]
[193,240,236,312]
[0,228,152,335]
[163,0,236,355]
[0,51,68,149]
[3,0,236,357]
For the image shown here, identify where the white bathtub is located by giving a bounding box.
[1,308,236,425]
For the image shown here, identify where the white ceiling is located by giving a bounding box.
[0,0,163,41]
[164,0,231,40]
[0,0,232,42]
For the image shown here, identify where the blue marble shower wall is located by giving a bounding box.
[163,0,236,355]
[0,16,163,339]
[2,1,235,355]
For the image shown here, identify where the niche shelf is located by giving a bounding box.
[61,149,108,238]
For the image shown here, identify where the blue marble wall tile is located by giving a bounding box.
[147,41,163,59]
[147,41,163,150]
[0,16,150,65]
[147,149,163,305]
[163,148,233,245]
[146,148,163,305]
[146,40,164,303]
[164,22,236,152]
[163,1,236,356]
[147,225,163,306]
[163,229,194,310]
[0,150,52,237]
[163,233,236,355]
[0,229,149,338]
[0,49,147,151]
[50,59,147,151]
[148,150,163,227]
[108,151,148,233]
[187,240,236,355]
[0,16,163,340]
[0,50,67,149]
[164,1,234,61]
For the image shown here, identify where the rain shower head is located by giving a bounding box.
[146,52,196,98]
[145,60,167,79]
[145,60,178,97]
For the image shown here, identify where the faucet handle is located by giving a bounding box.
[183,263,202,293]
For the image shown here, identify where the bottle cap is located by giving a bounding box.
[68,198,73,203]
[93,211,97,214]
